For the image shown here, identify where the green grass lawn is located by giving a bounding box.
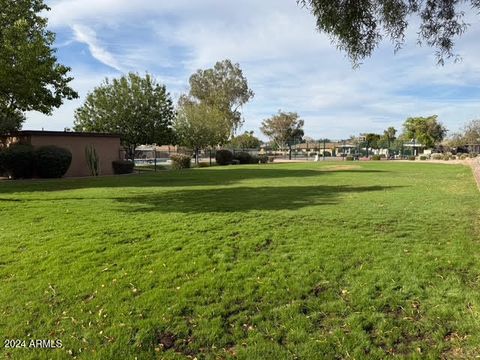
[1,162,479,359]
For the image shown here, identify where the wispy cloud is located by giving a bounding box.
[71,24,123,72]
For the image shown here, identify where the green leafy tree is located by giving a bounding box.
[174,96,229,164]
[364,133,381,156]
[229,131,261,149]
[298,0,473,65]
[74,73,174,158]
[402,115,447,148]
[0,0,78,133]
[260,111,304,159]
[381,127,397,149]
[188,59,254,136]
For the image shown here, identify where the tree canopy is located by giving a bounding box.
[74,73,174,158]
[260,111,304,150]
[402,115,447,148]
[0,0,77,133]
[229,131,261,149]
[188,59,254,136]
[174,96,229,162]
[298,0,474,65]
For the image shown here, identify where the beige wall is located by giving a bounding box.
[30,135,121,177]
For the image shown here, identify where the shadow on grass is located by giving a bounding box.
[114,184,400,213]
[0,167,389,194]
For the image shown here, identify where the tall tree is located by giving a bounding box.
[364,133,381,156]
[74,73,175,158]
[382,127,397,149]
[462,119,480,144]
[260,111,304,160]
[402,115,447,148]
[298,0,473,65]
[188,59,254,136]
[0,0,78,133]
[229,131,261,149]
[174,96,229,163]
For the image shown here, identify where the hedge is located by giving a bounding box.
[35,145,72,178]
[112,160,135,174]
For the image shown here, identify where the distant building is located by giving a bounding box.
[1,130,122,177]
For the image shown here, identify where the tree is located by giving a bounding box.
[188,59,254,136]
[298,0,473,65]
[0,0,78,133]
[381,127,397,149]
[260,111,304,160]
[462,119,480,144]
[229,131,261,149]
[364,133,381,156]
[174,96,229,163]
[402,115,447,149]
[74,73,175,158]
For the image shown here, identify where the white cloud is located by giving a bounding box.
[71,24,123,72]
[31,0,480,139]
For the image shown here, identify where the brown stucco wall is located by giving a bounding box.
[29,134,121,177]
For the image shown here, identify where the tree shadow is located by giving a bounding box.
[0,167,389,194]
[113,184,401,213]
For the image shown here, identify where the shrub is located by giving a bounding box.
[35,146,72,178]
[371,155,381,160]
[170,154,191,169]
[345,156,354,161]
[258,155,268,164]
[459,154,469,160]
[215,150,233,165]
[379,154,386,159]
[2,144,35,179]
[431,153,443,160]
[198,162,209,168]
[451,155,457,160]
[112,160,134,174]
[419,156,427,160]
[469,152,478,158]
[408,156,416,161]
[0,149,6,176]
[268,156,275,163]
[249,155,259,164]
[234,152,252,164]
[231,159,240,165]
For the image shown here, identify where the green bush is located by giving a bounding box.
[112,160,135,174]
[443,155,450,161]
[371,155,381,160]
[198,162,209,168]
[170,154,191,169]
[34,145,72,178]
[459,154,469,160]
[268,156,275,163]
[345,156,354,161]
[408,156,416,161]
[0,149,6,176]
[469,152,478,158]
[250,155,259,164]
[215,150,233,165]
[234,152,252,164]
[231,159,240,165]
[2,144,35,179]
[451,155,457,160]
[419,156,427,160]
[431,153,443,160]
[258,155,268,164]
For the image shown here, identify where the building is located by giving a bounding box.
[1,130,122,177]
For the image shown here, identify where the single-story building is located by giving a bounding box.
[1,130,122,177]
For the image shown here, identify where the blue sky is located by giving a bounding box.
[24,0,480,140]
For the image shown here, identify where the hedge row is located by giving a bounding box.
[0,145,72,179]
[215,150,269,166]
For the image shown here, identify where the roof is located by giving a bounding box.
[4,130,120,138]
